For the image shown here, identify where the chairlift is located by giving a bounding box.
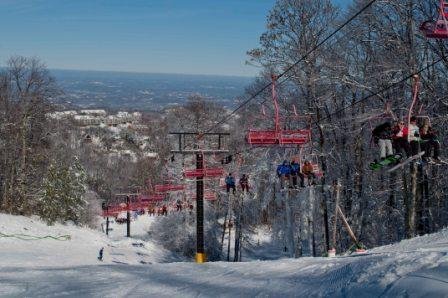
[420,0,448,39]
[139,193,165,202]
[247,75,311,146]
[183,152,225,179]
[154,183,185,193]
[188,190,217,201]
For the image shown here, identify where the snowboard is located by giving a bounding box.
[369,154,403,171]
[387,151,425,173]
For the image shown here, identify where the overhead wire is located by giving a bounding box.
[169,0,446,185]
[315,57,444,126]
[204,0,379,135]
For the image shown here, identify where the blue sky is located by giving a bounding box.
[0,0,350,76]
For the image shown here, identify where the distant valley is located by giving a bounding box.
[51,69,253,111]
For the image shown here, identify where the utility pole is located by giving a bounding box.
[196,153,205,262]
[106,210,110,236]
[284,189,295,258]
[331,180,341,253]
[169,131,229,263]
[126,195,131,237]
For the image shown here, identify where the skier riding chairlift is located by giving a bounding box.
[225,173,236,194]
[276,160,291,189]
[302,160,317,186]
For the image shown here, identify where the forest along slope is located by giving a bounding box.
[1,213,448,297]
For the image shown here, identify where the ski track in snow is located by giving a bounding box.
[1,213,448,297]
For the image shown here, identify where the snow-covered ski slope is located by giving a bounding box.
[1,213,448,297]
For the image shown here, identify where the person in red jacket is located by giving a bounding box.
[392,120,411,157]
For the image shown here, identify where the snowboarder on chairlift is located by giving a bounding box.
[239,174,250,193]
[290,160,305,188]
[408,116,421,156]
[98,247,104,261]
[277,160,291,189]
[225,173,236,194]
[420,123,441,162]
[372,121,394,160]
[392,120,411,157]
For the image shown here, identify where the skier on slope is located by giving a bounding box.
[372,121,394,160]
[225,173,236,194]
[277,160,291,189]
[98,247,104,261]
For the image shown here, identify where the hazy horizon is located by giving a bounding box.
[0,0,350,77]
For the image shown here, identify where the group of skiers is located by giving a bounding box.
[373,116,441,163]
[276,159,316,189]
[225,173,250,194]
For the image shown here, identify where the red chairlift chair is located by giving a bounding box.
[187,190,217,201]
[139,193,165,202]
[420,0,448,39]
[183,152,225,179]
[154,184,185,193]
[247,75,311,146]
[102,208,119,217]
[183,167,225,179]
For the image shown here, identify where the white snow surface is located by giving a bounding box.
[1,213,448,297]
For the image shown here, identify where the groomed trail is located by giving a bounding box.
[1,213,448,297]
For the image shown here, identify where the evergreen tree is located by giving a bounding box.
[38,158,87,225]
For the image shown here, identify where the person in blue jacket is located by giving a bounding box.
[276,160,291,189]
[225,173,236,194]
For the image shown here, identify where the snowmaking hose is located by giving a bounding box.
[0,232,71,241]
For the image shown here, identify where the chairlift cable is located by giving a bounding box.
[203,0,379,135]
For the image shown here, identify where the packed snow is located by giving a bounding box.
[1,213,448,297]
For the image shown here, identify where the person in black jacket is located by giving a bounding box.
[372,121,393,160]
[239,174,250,193]
[420,123,441,162]
[98,247,104,261]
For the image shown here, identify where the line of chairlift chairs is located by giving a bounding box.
[102,3,445,218]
